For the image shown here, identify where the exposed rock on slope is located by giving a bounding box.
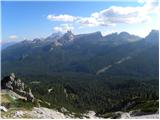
[1,73,34,102]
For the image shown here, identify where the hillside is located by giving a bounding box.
[1,30,159,118]
[1,74,159,119]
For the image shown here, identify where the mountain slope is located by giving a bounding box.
[1,30,159,117]
[1,30,158,79]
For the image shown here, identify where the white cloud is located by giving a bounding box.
[53,24,74,33]
[9,35,18,40]
[48,0,158,27]
[92,6,150,24]
[47,14,77,22]
[83,0,158,26]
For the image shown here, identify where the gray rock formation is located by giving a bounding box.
[27,88,34,102]
[1,73,35,102]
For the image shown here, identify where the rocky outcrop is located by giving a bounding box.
[57,30,75,45]
[1,73,34,102]
[0,106,8,112]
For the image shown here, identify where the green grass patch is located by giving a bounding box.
[12,99,34,110]
[1,94,14,104]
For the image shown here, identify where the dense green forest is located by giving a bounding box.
[18,73,158,116]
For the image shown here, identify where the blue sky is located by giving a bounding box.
[1,0,158,43]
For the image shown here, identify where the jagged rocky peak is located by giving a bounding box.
[1,73,35,102]
[150,29,159,34]
[146,30,159,38]
[56,30,75,45]
[63,30,75,41]
[32,38,41,43]
[145,29,159,44]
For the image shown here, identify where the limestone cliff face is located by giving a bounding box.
[1,73,34,102]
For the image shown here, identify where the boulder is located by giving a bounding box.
[60,107,68,113]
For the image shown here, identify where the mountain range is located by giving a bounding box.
[2,30,158,79]
[1,30,159,116]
